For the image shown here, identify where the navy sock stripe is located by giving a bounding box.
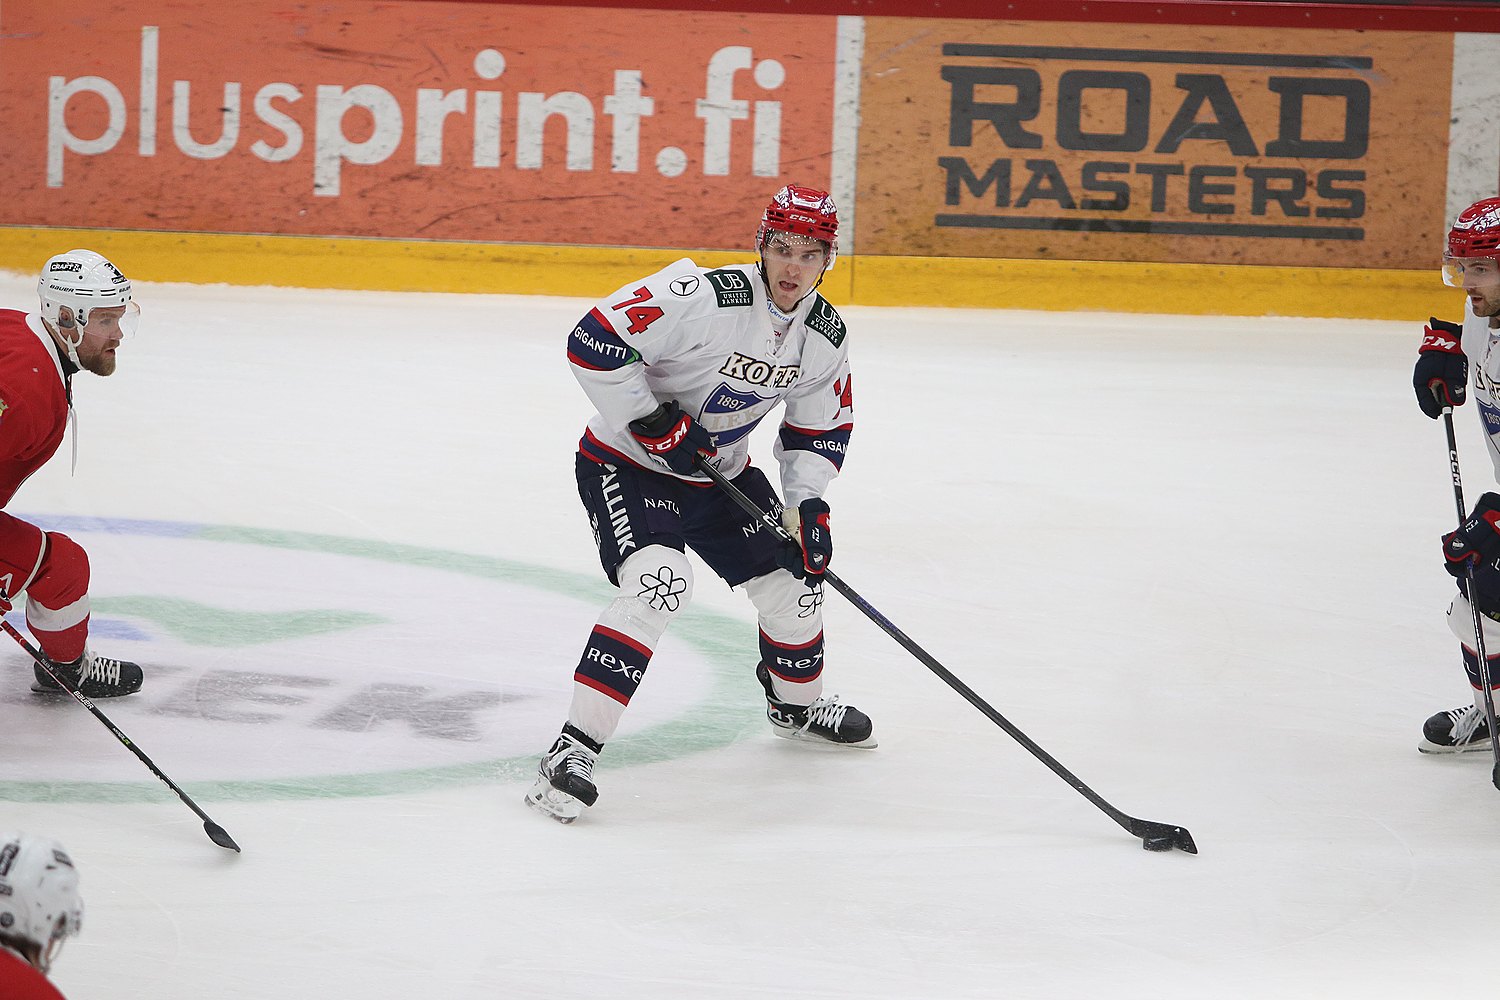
[575,626,652,705]
[1460,646,1500,690]
[760,631,824,682]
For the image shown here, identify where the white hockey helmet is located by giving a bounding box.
[37,249,133,331]
[0,832,84,973]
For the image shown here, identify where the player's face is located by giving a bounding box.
[72,304,136,376]
[762,236,828,312]
[1444,255,1500,318]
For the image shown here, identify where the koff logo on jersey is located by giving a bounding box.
[719,351,799,389]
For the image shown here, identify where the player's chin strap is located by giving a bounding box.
[56,314,85,369]
[55,317,82,474]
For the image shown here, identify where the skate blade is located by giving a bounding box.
[770,726,877,749]
[30,684,138,698]
[1418,739,1493,754]
[524,783,586,824]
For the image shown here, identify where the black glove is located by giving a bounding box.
[629,401,717,475]
[1443,492,1500,613]
[776,498,832,582]
[1414,317,1467,419]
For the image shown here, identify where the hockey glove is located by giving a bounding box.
[629,401,717,476]
[1414,317,1467,419]
[776,498,832,582]
[1443,492,1500,586]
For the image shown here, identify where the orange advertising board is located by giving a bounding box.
[0,2,838,249]
[856,20,1449,268]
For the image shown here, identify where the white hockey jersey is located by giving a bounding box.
[568,258,853,507]
[1461,302,1500,481]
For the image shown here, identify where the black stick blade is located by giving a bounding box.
[1493,762,1500,793]
[1133,819,1197,855]
[204,821,242,853]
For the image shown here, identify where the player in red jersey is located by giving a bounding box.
[0,250,144,697]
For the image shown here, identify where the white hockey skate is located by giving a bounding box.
[525,723,602,824]
[756,663,876,748]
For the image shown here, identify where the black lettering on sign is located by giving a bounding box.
[934,43,1370,240]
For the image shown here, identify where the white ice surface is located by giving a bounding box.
[0,272,1493,1000]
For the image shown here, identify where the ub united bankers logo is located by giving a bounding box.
[805,295,846,347]
[706,268,753,308]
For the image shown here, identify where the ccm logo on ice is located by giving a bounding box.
[46,28,789,195]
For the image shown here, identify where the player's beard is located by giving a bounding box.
[79,348,117,376]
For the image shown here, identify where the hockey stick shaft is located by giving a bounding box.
[0,612,241,851]
[697,460,1196,853]
[1439,408,1500,786]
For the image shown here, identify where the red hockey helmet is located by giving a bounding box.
[756,184,839,270]
[1443,197,1500,287]
[1447,197,1500,257]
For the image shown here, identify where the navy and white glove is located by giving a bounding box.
[776,498,832,582]
[1414,317,1467,419]
[629,401,717,475]
[1443,492,1500,612]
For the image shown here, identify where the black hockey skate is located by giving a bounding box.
[756,662,876,748]
[1420,703,1494,754]
[31,650,143,698]
[524,723,602,824]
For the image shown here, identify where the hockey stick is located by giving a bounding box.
[1439,406,1500,789]
[0,606,241,852]
[697,460,1197,854]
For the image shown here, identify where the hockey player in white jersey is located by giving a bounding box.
[527,184,875,823]
[1414,196,1500,752]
